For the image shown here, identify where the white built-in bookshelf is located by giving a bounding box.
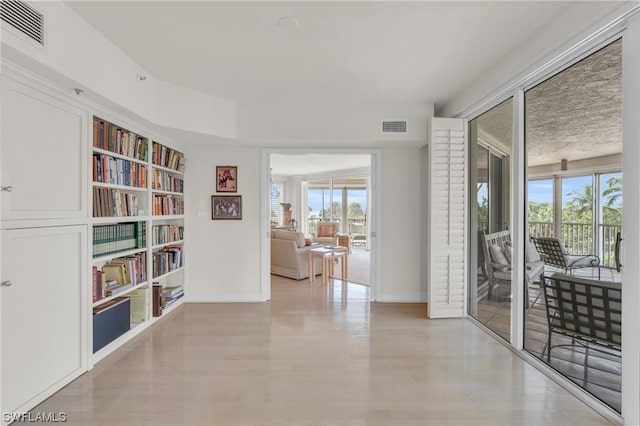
[90,117,185,361]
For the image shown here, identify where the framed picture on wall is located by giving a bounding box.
[216,166,237,192]
[212,195,242,220]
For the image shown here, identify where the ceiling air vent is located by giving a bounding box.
[382,120,407,134]
[1,0,44,45]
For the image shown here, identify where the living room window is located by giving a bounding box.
[271,183,283,226]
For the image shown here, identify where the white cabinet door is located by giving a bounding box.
[0,79,87,221]
[1,225,87,414]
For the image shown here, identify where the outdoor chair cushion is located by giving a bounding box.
[525,241,541,263]
[504,244,513,264]
[564,254,600,268]
[493,269,512,281]
[489,245,510,270]
[317,223,337,238]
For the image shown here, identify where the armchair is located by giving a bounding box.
[531,237,600,279]
[482,231,545,304]
[349,222,367,247]
[313,222,339,245]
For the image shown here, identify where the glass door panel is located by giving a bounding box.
[523,39,622,412]
[468,98,513,342]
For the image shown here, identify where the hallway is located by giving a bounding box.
[32,278,613,425]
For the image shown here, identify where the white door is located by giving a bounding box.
[0,78,87,221]
[1,225,87,414]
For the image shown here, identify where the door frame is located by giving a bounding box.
[459,7,640,423]
[260,148,381,301]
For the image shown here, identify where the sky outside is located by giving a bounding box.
[528,172,622,206]
[308,189,367,216]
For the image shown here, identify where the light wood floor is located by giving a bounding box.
[32,276,616,425]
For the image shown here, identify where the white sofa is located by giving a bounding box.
[271,229,322,280]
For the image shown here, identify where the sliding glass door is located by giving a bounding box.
[468,98,513,341]
[523,39,622,412]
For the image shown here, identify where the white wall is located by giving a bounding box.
[238,100,432,147]
[185,145,262,301]
[186,143,426,302]
[377,146,426,302]
[1,1,236,139]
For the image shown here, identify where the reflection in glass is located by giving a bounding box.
[523,39,622,412]
[468,98,513,342]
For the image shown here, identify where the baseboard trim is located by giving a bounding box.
[185,295,266,303]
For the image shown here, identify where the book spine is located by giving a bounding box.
[152,283,163,317]
[92,266,98,303]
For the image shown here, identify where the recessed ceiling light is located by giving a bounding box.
[277,16,299,30]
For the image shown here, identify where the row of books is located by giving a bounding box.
[152,142,185,172]
[163,285,184,308]
[152,194,184,216]
[93,118,148,161]
[152,169,184,193]
[92,252,147,302]
[93,187,140,217]
[93,153,147,188]
[93,222,146,257]
[152,224,184,246]
[152,246,184,278]
[151,284,184,317]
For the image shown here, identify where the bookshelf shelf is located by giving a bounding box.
[92,247,147,263]
[92,215,150,225]
[92,147,148,166]
[153,266,184,281]
[162,296,185,314]
[90,117,186,362]
[151,189,184,196]
[152,240,184,250]
[151,214,185,220]
[152,164,184,175]
[92,281,148,308]
[92,181,148,192]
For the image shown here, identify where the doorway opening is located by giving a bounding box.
[262,150,377,303]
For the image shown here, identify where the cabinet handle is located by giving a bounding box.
[1,281,12,287]
[1,186,13,192]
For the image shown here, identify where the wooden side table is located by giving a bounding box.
[337,233,351,253]
[322,251,347,285]
[309,247,332,283]
[309,246,349,284]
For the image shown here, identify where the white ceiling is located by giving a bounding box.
[65,1,626,108]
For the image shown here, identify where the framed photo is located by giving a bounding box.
[212,195,242,220]
[216,166,237,192]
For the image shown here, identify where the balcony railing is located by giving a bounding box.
[307,217,365,235]
[529,221,622,268]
